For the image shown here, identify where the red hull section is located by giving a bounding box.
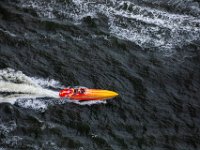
[59,87,118,101]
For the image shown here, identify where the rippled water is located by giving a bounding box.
[0,0,200,149]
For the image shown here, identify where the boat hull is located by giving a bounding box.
[59,88,118,101]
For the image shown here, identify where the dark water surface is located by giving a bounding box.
[0,0,200,149]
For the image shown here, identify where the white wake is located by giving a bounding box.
[0,68,60,104]
[0,68,107,111]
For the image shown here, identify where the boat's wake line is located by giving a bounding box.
[20,0,200,51]
[0,68,61,104]
[15,98,107,112]
[0,68,106,111]
[0,81,59,102]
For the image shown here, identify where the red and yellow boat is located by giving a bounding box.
[59,87,118,101]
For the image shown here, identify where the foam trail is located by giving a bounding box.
[66,99,107,105]
[0,68,60,104]
[0,81,59,96]
[107,1,200,49]
[0,81,59,104]
[0,68,107,110]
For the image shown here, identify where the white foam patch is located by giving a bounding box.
[108,1,200,49]
[0,28,17,37]
[15,98,48,111]
[0,81,59,96]
[21,0,56,19]
[19,0,200,51]
[15,98,107,112]
[0,68,60,105]
[66,99,107,105]
[0,68,64,89]
[29,77,65,89]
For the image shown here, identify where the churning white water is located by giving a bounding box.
[0,68,106,111]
